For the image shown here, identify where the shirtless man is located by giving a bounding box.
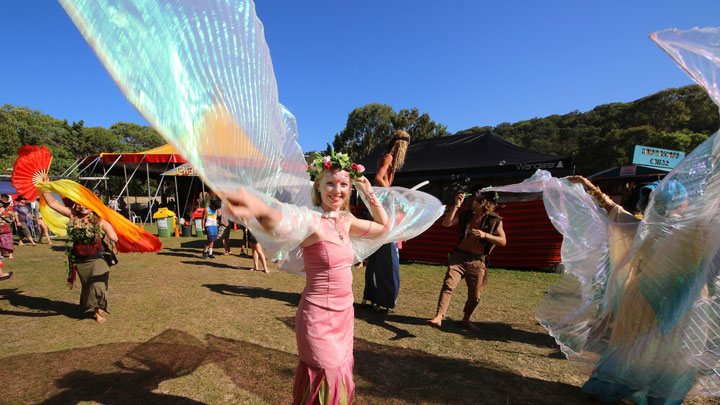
[427,189,506,330]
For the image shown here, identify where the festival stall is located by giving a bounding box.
[71,144,204,225]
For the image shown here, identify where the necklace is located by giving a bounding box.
[322,211,344,242]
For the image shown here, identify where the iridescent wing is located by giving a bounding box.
[59,0,310,203]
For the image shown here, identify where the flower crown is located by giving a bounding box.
[306,150,365,180]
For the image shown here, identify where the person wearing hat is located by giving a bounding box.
[427,187,506,330]
[13,196,36,247]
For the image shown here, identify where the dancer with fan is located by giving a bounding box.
[11,145,161,322]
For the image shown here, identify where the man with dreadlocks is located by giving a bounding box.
[427,187,506,330]
[362,130,410,312]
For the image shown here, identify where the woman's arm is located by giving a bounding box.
[441,193,465,227]
[100,219,118,243]
[41,192,72,218]
[223,188,282,232]
[349,177,390,239]
[567,175,616,214]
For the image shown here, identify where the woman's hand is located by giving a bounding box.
[471,229,486,239]
[567,175,594,190]
[354,176,373,196]
[222,188,281,232]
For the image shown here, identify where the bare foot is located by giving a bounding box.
[250,268,256,272]
[462,320,479,331]
[8,254,13,259]
[18,242,24,247]
[94,310,106,324]
[427,317,442,328]
[263,269,269,274]
[223,252,231,256]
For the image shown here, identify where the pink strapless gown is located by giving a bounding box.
[293,240,355,405]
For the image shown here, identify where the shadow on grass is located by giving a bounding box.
[437,320,558,349]
[156,251,198,259]
[1,329,226,404]
[181,260,237,269]
[274,317,581,404]
[353,304,418,340]
[50,245,67,252]
[0,288,85,319]
[203,284,300,307]
[1,327,583,404]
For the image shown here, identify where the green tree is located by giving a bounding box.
[331,103,449,160]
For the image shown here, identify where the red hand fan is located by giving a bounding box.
[11,145,53,201]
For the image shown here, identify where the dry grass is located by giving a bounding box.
[1,232,718,404]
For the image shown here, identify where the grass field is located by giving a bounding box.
[1,231,718,404]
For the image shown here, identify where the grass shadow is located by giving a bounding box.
[2,329,230,404]
[0,288,85,319]
[203,284,300,307]
[353,304,418,340]
[156,251,197,259]
[438,320,558,349]
[181,260,237,269]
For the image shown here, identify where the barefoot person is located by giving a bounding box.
[13,196,36,247]
[246,230,268,273]
[428,188,506,330]
[362,130,410,312]
[41,191,119,323]
[223,152,392,404]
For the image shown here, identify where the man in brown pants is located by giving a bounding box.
[427,189,506,330]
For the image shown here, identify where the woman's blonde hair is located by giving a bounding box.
[386,130,410,173]
[311,169,351,211]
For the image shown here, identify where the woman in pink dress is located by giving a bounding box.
[224,155,389,404]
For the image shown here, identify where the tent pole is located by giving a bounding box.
[60,158,80,177]
[173,164,180,215]
[182,175,195,221]
[146,162,152,224]
[124,164,131,219]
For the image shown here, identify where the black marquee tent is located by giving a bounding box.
[357,131,574,269]
[358,131,573,199]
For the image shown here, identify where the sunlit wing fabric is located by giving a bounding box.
[481,27,720,400]
[247,186,444,275]
[37,180,161,253]
[58,0,309,198]
[59,0,443,273]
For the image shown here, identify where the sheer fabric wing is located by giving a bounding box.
[247,187,445,275]
[59,0,309,199]
[485,171,628,366]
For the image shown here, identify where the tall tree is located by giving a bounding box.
[331,103,448,160]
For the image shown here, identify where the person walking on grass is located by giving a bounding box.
[218,202,233,256]
[0,195,15,260]
[246,229,268,273]
[13,196,36,247]
[427,188,506,331]
[41,190,119,324]
[33,197,53,245]
[202,198,221,259]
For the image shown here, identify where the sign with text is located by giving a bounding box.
[632,145,684,169]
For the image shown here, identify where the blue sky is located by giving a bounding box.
[3,1,720,152]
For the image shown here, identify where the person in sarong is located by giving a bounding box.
[362,130,410,311]
[41,190,118,323]
[0,194,15,260]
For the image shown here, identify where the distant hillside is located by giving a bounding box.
[456,85,719,174]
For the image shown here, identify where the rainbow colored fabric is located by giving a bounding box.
[37,180,161,253]
[485,28,720,402]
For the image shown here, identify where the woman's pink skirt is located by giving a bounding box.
[293,298,354,404]
[0,232,14,255]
